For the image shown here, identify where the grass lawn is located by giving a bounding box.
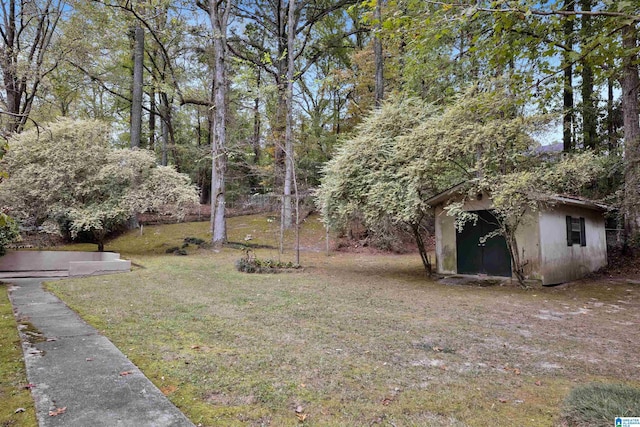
[22,214,640,426]
[0,283,37,427]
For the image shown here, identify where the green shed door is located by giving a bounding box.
[456,210,512,277]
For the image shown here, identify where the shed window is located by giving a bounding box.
[566,216,586,246]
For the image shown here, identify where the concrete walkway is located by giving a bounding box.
[7,278,195,427]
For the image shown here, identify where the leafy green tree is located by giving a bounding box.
[0,119,198,251]
[317,97,445,272]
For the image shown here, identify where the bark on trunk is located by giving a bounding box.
[131,24,145,148]
[282,0,296,231]
[149,89,156,151]
[562,0,574,152]
[252,66,262,169]
[412,223,431,276]
[607,76,616,152]
[621,24,640,243]
[161,112,169,166]
[580,0,597,150]
[373,0,384,107]
[208,0,231,247]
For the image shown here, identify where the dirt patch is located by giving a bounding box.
[591,247,640,279]
[438,275,512,287]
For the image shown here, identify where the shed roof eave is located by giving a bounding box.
[425,182,609,212]
[539,195,608,212]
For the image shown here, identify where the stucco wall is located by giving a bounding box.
[538,206,607,285]
[513,210,542,281]
[0,251,130,277]
[435,205,457,274]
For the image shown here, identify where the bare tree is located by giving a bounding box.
[0,0,65,137]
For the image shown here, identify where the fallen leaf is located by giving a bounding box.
[295,413,308,422]
[535,380,542,386]
[48,407,66,417]
[190,345,200,350]
[14,408,26,413]
[161,385,178,395]
[432,346,442,352]
[514,368,521,375]
[119,371,133,376]
[299,383,306,388]
[381,397,393,406]
[498,398,507,403]
[439,365,448,371]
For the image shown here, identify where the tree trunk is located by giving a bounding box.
[274,0,288,227]
[253,67,262,169]
[148,87,156,151]
[412,223,431,275]
[607,76,616,153]
[621,24,640,244]
[373,0,384,107]
[505,232,526,287]
[161,111,169,166]
[282,0,296,231]
[131,24,145,148]
[580,0,597,150]
[562,0,574,152]
[208,0,231,247]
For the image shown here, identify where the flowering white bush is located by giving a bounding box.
[0,118,199,251]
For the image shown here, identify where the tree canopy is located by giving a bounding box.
[0,119,198,251]
[0,0,638,249]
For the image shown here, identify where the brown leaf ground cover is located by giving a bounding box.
[25,215,640,425]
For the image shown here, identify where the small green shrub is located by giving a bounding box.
[0,215,19,256]
[184,236,206,246]
[561,383,640,427]
[235,250,300,274]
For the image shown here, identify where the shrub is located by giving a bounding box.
[0,119,198,251]
[0,214,19,256]
[561,383,640,426]
[184,237,206,246]
[235,250,300,274]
